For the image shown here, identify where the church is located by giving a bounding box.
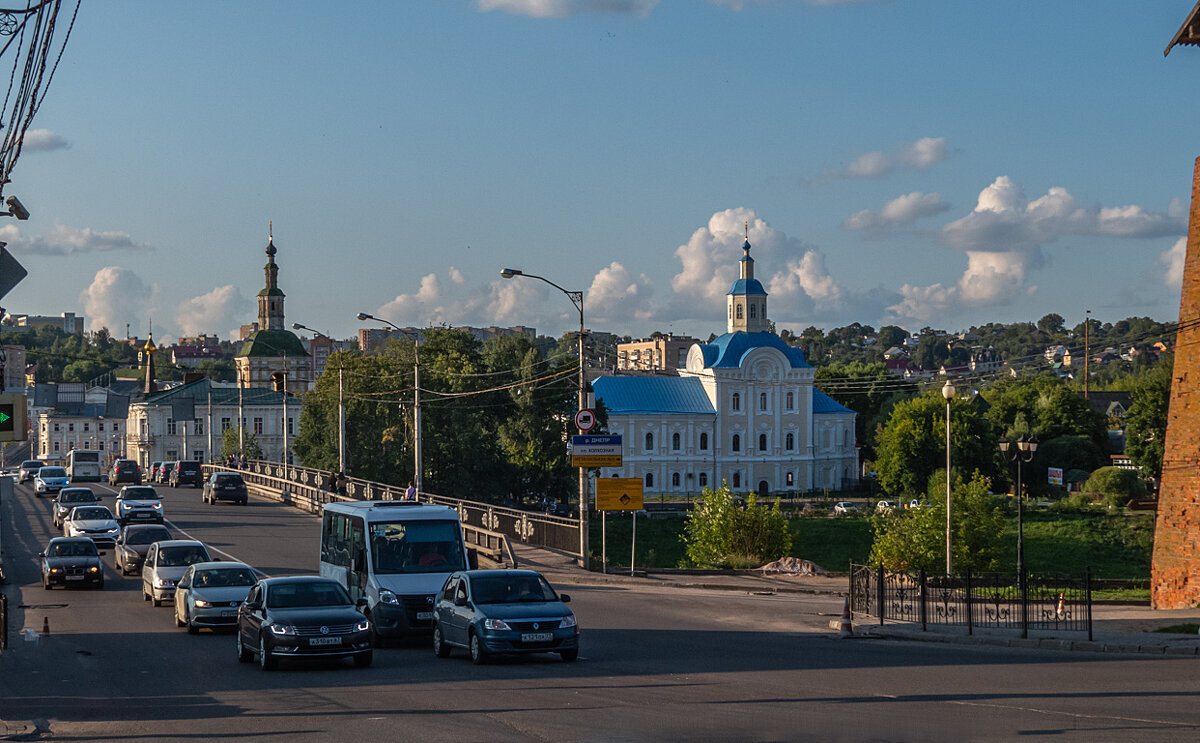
[235,226,309,394]
[592,234,858,497]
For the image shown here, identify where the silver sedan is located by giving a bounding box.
[174,561,258,634]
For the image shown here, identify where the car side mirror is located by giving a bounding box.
[559,593,571,604]
[244,600,261,610]
[97,551,107,556]
[454,594,468,607]
[178,580,190,589]
[37,551,45,558]
[355,597,369,611]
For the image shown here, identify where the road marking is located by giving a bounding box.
[949,700,1195,728]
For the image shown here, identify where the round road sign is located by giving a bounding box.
[575,408,596,431]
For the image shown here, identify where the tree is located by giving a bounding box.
[1124,357,1171,480]
[983,376,1107,448]
[682,484,791,568]
[222,426,262,460]
[874,392,995,497]
[816,361,917,456]
[1037,313,1065,335]
[1083,466,1146,508]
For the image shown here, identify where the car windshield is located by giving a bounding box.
[267,581,351,608]
[158,546,210,567]
[61,490,96,503]
[39,467,66,477]
[214,474,243,486]
[126,528,171,545]
[71,507,112,521]
[178,463,200,472]
[368,520,466,574]
[470,575,558,604]
[49,541,98,557]
[21,461,40,469]
[122,487,158,500]
[193,567,257,587]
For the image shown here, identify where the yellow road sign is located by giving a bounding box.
[596,478,644,511]
[572,455,623,468]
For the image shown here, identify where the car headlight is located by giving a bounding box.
[49,567,61,574]
[155,577,173,588]
[151,503,162,509]
[483,618,512,631]
[88,566,100,573]
[560,614,576,628]
[269,623,296,635]
[379,589,399,606]
[355,619,370,632]
[194,599,213,608]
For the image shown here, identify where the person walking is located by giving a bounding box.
[404,481,417,500]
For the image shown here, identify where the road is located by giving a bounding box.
[2,477,1199,742]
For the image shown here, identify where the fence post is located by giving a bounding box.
[1086,566,1093,643]
[848,563,856,614]
[919,569,927,632]
[877,563,885,626]
[966,568,973,636]
[0,593,6,651]
[1021,562,1028,640]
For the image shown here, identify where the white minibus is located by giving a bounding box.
[65,449,102,482]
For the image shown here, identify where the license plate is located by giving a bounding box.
[521,632,553,642]
[65,575,85,581]
[309,636,342,646]
[416,611,433,621]
[132,513,152,520]
[221,610,237,618]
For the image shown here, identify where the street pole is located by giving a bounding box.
[356,313,421,493]
[942,380,955,576]
[206,385,213,463]
[238,384,244,456]
[338,365,347,475]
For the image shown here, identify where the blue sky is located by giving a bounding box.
[3,0,1199,345]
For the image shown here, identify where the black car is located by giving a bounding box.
[108,459,142,486]
[40,537,105,589]
[203,472,248,505]
[157,461,177,484]
[52,487,100,529]
[432,569,579,664]
[170,461,203,488]
[114,523,173,575]
[236,576,373,671]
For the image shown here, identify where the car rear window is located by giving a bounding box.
[194,567,257,587]
[40,467,67,477]
[123,487,159,499]
[49,540,98,557]
[125,528,172,545]
[159,546,210,567]
[215,474,244,486]
[178,462,201,472]
[62,490,96,503]
[21,460,40,468]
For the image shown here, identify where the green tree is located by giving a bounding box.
[222,426,262,460]
[1083,466,1146,508]
[816,361,917,456]
[682,484,792,568]
[1124,357,1171,480]
[874,392,994,497]
[983,376,1107,448]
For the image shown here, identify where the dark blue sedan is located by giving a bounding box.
[432,569,579,664]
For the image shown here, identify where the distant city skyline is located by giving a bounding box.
[2,2,1197,345]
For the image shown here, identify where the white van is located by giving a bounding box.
[319,501,472,640]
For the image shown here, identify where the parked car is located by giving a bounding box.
[34,466,70,496]
[157,461,177,484]
[18,459,42,483]
[52,487,101,528]
[115,485,164,525]
[170,460,203,488]
[108,459,142,486]
[236,575,373,671]
[432,569,579,664]
[62,505,121,548]
[114,523,173,575]
[173,561,258,634]
[142,539,212,606]
[202,472,248,505]
[875,500,897,514]
[40,537,104,590]
[832,501,858,516]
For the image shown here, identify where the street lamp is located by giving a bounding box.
[999,434,1038,638]
[500,267,589,570]
[357,312,421,496]
[293,322,347,476]
[941,379,955,576]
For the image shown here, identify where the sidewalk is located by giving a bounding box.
[512,544,1200,657]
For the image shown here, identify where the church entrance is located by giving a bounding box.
[757,480,769,497]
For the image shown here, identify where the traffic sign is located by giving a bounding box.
[574,408,596,432]
[0,244,27,300]
[597,478,644,511]
[0,393,26,442]
[570,434,622,467]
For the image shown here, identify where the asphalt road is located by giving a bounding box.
[2,478,1199,742]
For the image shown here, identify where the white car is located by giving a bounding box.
[142,539,212,606]
[173,561,257,633]
[832,501,858,515]
[62,505,121,548]
[34,466,70,496]
[875,500,897,513]
[115,485,164,525]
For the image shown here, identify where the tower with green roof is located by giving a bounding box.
[235,225,309,394]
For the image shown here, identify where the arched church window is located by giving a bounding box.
[758,433,767,451]
[786,391,794,410]
[731,393,740,411]
[732,472,741,488]
[786,471,794,486]
[736,304,743,320]
[759,392,767,411]
[672,432,680,451]
[749,303,757,319]
[672,472,680,488]
[786,432,794,451]
[699,472,708,487]
[645,432,654,451]
[732,434,741,452]
[700,432,709,450]
[645,472,654,488]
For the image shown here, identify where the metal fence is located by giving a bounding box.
[204,461,582,557]
[1,594,7,651]
[849,563,1093,641]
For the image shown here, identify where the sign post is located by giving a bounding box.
[570,434,622,468]
[596,477,643,576]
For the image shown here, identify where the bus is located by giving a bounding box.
[319,500,473,640]
[65,449,102,482]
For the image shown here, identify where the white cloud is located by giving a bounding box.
[711,0,882,8]
[175,285,252,339]
[586,261,655,324]
[844,191,950,231]
[887,283,955,325]
[1161,237,1186,290]
[448,266,466,285]
[79,267,161,336]
[475,0,657,17]
[375,273,443,325]
[4,223,151,256]
[19,128,69,152]
[823,137,949,180]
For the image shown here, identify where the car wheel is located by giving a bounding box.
[259,634,277,671]
[469,632,489,665]
[353,650,373,668]
[95,579,104,590]
[175,606,186,627]
[236,631,252,663]
[143,586,151,602]
[559,649,578,662]
[433,625,451,658]
[185,608,199,635]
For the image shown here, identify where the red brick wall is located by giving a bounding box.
[1152,156,1200,610]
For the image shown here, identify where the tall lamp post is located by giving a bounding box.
[500,267,589,570]
[941,379,955,576]
[357,312,421,495]
[999,434,1038,638]
[293,322,347,476]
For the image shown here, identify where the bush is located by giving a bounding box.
[682,484,792,568]
[1083,467,1146,508]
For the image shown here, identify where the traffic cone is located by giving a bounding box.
[40,616,49,637]
[838,596,853,638]
[1055,593,1065,621]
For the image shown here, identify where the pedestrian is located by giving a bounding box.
[239,452,247,469]
[325,471,337,493]
[335,471,347,497]
[404,480,417,500]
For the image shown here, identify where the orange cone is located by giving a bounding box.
[1055,593,1065,621]
[40,616,49,637]
[838,596,853,638]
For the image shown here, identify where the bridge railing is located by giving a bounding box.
[203,460,579,561]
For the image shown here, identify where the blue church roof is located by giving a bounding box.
[813,388,853,414]
[727,278,766,296]
[698,332,811,369]
[592,376,716,415]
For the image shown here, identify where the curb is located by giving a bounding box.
[544,572,845,596]
[858,626,1200,656]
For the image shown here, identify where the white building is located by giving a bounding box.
[36,409,126,463]
[592,233,858,497]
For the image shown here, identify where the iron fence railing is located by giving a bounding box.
[203,461,582,557]
[849,563,1092,641]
